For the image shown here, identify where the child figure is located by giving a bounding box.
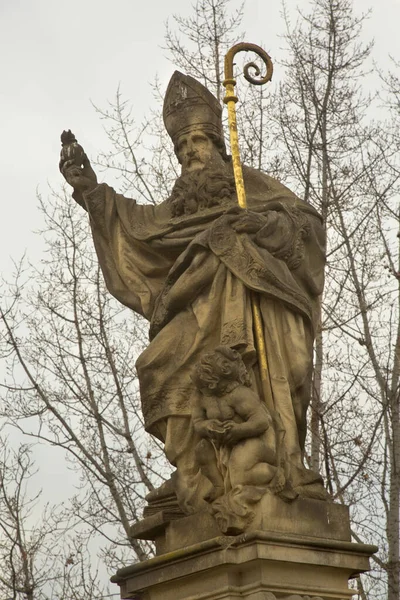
[191,346,278,502]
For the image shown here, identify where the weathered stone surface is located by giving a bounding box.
[132,495,351,556]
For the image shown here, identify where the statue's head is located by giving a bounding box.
[192,346,251,395]
[163,71,228,173]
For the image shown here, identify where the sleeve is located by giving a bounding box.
[82,183,174,321]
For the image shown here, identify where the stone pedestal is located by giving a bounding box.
[111,498,377,600]
[111,530,376,600]
[131,496,352,556]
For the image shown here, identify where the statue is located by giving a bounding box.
[59,48,327,532]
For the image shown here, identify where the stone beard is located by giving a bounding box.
[167,163,236,216]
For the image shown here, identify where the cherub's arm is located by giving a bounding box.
[224,387,271,444]
[191,390,215,438]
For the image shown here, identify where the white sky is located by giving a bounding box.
[1,0,399,274]
[0,0,400,586]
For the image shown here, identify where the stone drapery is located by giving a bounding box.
[82,165,325,510]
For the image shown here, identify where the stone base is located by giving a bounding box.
[111,531,377,600]
[114,497,376,599]
[131,495,351,556]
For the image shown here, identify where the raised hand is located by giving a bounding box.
[59,130,98,195]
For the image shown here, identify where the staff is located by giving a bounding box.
[223,44,286,484]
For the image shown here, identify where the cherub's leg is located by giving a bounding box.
[195,438,224,500]
[229,438,276,487]
[242,462,276,486]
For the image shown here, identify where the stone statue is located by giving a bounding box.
[59,71,327,530]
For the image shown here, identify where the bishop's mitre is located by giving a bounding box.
[163,71,224,144]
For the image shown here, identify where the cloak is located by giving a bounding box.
[82,165,325,477]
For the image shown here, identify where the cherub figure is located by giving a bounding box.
[192,346,279,502]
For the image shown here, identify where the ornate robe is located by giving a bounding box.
[82,165,325,502]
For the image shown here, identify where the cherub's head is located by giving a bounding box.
[192,346,251,395]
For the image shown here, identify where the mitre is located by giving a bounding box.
[163,71,223,143]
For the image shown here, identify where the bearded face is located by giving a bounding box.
[169,130,234,216]
[175,129,224,173]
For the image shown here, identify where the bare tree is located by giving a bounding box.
[257,1,400,598]
[164,0,244,102]
[0,438,109,600]
[0,189,169,570]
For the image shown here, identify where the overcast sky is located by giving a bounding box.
[1,0,400,274]
[0,0,400,584]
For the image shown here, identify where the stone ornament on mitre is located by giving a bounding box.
[163,71,224,147]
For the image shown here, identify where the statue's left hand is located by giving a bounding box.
[231,211,267,234]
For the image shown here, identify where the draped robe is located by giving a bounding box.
[81,165,326,508]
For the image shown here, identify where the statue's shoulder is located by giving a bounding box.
[243,165,295,196]
[243,165,322,221]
